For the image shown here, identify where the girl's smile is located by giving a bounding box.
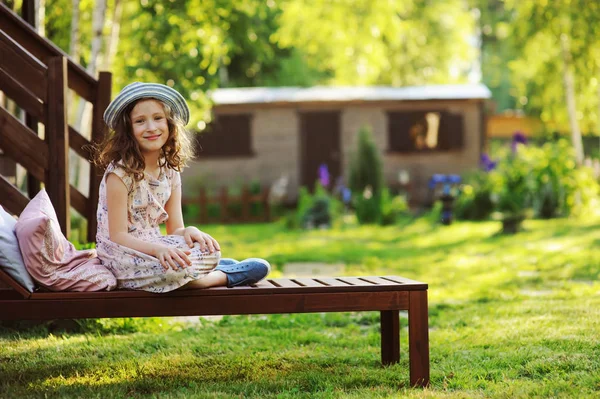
[130,99,170,157]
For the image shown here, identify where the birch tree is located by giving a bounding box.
[73,0,107,192]
[506,0,600,163]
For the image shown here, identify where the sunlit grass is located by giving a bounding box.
[1,216,600,398]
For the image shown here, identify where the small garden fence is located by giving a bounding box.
[182,185,271,224]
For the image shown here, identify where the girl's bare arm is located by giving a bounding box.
[164,181,185,235]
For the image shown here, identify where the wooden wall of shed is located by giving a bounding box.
[182,100,483,205]
[341,100,483,203]
[182,108,300,202]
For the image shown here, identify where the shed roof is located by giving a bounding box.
[210,84,491,105]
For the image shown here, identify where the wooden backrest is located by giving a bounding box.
[0,268,32,299]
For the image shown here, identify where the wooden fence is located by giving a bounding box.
[183,186,271,224]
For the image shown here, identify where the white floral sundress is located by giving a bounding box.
[96,162,220,292]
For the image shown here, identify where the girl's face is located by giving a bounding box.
[129,99,169,158]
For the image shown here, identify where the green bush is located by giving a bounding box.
[455,171,495,220]
[458,137,599,220]
[380,188,408,225]
[293,184,342,229]
[349,126,384,224]
[528,140,599,218]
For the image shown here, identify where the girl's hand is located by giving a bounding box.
[154,245,192,270]
[184,227,221,253]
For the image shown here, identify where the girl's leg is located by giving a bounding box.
[181,270,227,289]
[181,258,270,289]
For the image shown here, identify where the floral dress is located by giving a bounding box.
[96,162,220,292]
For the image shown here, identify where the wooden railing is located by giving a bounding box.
[183,186,271,224]
[0,2,111,242]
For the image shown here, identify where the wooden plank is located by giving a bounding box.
[0,67,45,122]
[382,275,426,286]
[27,276,425,300]
[0,175,29,215]
[1,291,409,320]
[70,185,87,216]
[409,290,430,387]
[0,107,48,181]
[292,278,326,287]
[251,279,279,289]
[313,277,352,287]
[0,3,96,102]
[25,113,41,199]
[381,310,400,365]
[69,126,92,159]
[46,56,70,237]
[337,277,376,287]
[0,30,47,102]
[87,71,111,242]
[359,276,400,286]
[0,269,31,299]
[270,278,303,288]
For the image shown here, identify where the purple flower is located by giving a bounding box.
[511,131,527,152]
[480,154,497,172]
[342,188,352,204]
[429,174,446,189]
[318,163,330,187]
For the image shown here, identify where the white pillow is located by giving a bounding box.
[0,205,36,292]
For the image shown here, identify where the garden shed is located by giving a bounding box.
[183,84,491,205]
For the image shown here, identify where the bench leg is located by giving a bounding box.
[408,290,430,387]
[380,310,399,365]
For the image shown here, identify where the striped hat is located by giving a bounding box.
[103,82,190,130]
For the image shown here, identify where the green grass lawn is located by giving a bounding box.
[1,217,599,398]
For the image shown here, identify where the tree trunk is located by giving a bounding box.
[597,66,600,137]
[74,0,107,194]
[560,33,584,165]
[70,0,80,62]
[35,0,45,36]
[100,0,122,71]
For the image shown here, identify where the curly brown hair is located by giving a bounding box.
[94,99,195,181]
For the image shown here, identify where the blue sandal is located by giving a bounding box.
[215,258,271,287]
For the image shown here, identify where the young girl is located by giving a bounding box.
[95,82,270,292]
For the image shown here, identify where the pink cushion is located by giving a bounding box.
[14,190,116,291]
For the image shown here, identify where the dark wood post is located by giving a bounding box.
[87,71,111,242]
[199,188,207,224]
[380,310,400,365]
[262,186,270,222]
[21,0,41,199]
[220,186,228,223]
[241,185,250,221]
[408,290,430,387]
[46,56,70,237]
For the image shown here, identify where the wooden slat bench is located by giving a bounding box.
[0,270,430,387]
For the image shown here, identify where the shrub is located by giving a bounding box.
[458,136,599,221]
[349,126,384,224]
[455,170,495,220]
[293,184,342,229]
[380,188,409,225]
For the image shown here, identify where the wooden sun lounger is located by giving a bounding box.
[0,269,430,387]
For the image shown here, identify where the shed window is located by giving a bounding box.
[387,111,464,152]
[195,114,253,157]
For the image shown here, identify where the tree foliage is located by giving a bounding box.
[505,0,600,133]
[275,0,477,86]
[37,0,600,137]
